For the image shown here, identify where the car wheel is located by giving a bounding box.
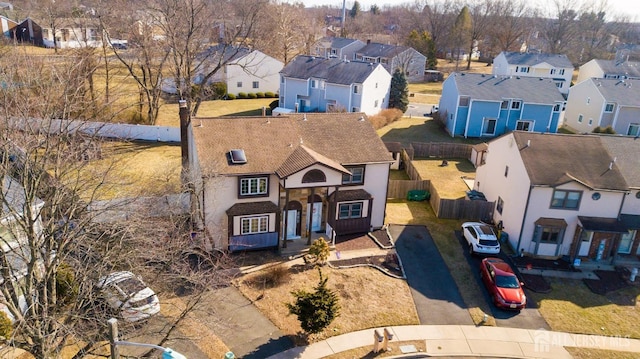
[469,244,475,256]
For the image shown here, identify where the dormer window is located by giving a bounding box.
[342,166,364,185]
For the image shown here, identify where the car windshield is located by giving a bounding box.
[130,296,156,307]
[478,225,496,236]
[495,275,520,288]
[479,239,499,246]
[116,277,147,295]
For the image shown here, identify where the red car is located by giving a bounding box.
[480,257,526,310]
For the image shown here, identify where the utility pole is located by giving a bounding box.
[107,318,119,359]
[107,318,187,359]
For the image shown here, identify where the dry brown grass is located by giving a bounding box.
[410,158,475,199]
[566,347,640,359]
[236,265,419,344]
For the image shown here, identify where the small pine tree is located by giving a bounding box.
[287,268,340,335]
[389,69,409,113]
[308,237,330,265]
[0,311,12,341]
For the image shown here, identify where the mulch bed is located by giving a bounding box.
[520,273,551,293]
[334,228,393,252]
[329,252,403,277]
[583,268,631,295]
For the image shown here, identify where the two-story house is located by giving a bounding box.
[563,78,640,136]
[199,45,283,97]
[312,36,365,61]
[474,131,637,264]
[438,72,565,138]
[492,51,574,94]
[354,41,426,83]
[576,58,640,84]
[278,55,391,116]
[185,111,393,251]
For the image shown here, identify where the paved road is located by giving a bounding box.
[454,230,550,330]
[391,224,473,325]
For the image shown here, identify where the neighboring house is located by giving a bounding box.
[576,58,640,83]
[312,36,365,61]
[186,112,394,251]
[474,131,634,264]
[0,176,45,321]
[438,72,565,138]
[563,78,640,136]
[278,55,391,116]
[201,45,283,97]
[354,41,426,83]
[42,18,103,48]
[600,136,640,259]
[162,45,283,97]
[0,15,17,39]
[13,18,44,46]
[492,51,574,94]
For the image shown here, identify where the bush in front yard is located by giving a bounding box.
[0,311,12,341]
[368,108,404,129]
[265,91,276,98]
[307,237,330,265]
[238,92,248,99]
[256,92,265,98]
[226,93,236,100]
[287,268,340,335]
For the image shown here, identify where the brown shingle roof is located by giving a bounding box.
[226,201,280,216]
[512,132,628,191]
[191,113,393,177]
[598,135,640,189]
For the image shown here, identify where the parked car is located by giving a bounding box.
[97,271,160,322]
[461,222,500,255]
[480,257,526,310]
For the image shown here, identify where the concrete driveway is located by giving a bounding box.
[454,230,550,330]
[390,224,473,325]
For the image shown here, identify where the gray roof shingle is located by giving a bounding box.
[356,42,410,59]
[450,72,565,104]
[587,78,640,107]
[280,55,381,85]
[512,132,628,190]
[599,135,640,189]
[594,59,640,78]
[501,51,573,68]
[191,113,393,177]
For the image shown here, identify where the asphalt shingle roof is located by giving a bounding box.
[280,55,381,84]
[587,78,640,107]
[501,51,573,68]
[511,132,628,190]
[450,72,565,104]
[191,112,393,177]
[598,135,640,188]
[594,59,640,78]
[356,42,409,59]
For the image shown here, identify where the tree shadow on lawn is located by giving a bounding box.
[532,276,640,308]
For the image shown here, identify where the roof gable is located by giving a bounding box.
[599,136,640,188]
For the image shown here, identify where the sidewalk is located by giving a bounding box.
[267,325,640,359]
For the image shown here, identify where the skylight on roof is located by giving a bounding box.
[229,149,247,164]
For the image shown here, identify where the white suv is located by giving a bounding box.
[97,271,160,322]
[461,222,500,255]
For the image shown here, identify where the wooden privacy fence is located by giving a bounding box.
[388,180,430,199]
[410,142,472,159]
[393,146,494,220]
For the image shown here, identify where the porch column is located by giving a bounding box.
[307,187,315,245]
[283,189,290,249]
[569,226,583,265]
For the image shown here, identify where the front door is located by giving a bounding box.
[286,210,300,239]
[307,202,322,232]
[578,230,592,257]
[619,230,635,254]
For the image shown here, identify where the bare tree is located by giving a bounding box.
[538,0,582,54]
[465,0,494,70]
[487,0,531,55]
[255,1,308,65]
[0,49,233,358]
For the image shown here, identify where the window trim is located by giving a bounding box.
[252,81,259,89]
[338,202,363,219]
[550,189,582,210]
[482,118,497,135]
[604,103,614,113]
[516,120,533,131]
[238,176,269,197]
[511,100,522,110]
[342,166,365,185]
[240,215,269,235]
